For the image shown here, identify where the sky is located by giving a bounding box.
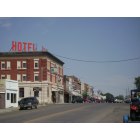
[0,17,140,96]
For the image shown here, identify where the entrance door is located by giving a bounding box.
[52,91,56,103]
[0,93,5,109]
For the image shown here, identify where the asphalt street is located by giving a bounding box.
[0,103,130,123]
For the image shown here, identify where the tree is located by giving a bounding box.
[134,76,140,89]
[104,93,114,102]
[115,95,124,100]
[82,92,88,99]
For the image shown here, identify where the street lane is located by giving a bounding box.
[0,103,129,123]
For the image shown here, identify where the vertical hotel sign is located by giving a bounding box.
[10,41,37,52]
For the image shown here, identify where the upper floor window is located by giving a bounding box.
[7,74,11,80]
[1,61,6,69]
[7,61,11,69]
[1,75,6,79]
[17,74,21,81]
[34,73,39,81]
[22,61,27,69]
[17,61,21,69]
[34,59,39,69]
[22,74,27,81]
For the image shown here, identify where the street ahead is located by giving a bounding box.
[0,103,129,123]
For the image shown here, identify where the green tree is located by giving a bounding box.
[104,93,114,102]
[134,76,140,89]
[82,92,88,99]
[115,95,124,100]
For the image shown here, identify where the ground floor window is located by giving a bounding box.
[34,90,39,97]
[11,93,16,103]
[7,93,10,100]
[19,88,24,97]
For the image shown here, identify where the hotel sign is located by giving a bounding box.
[10,41,37,52]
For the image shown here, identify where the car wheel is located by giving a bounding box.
[30,105,33,110]
[19,107,23,110]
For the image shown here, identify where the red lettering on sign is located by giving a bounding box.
[10,41,38,52]
[28,42,32,52]
[11,41,17,51]
[18,42,22,52]
[23,42,27,52]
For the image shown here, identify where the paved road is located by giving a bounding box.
[0,103,129,123]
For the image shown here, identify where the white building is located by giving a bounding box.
[0,79,18,108]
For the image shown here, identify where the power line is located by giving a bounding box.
[54,54,140,63]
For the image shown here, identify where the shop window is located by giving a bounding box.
[34,90,39,97]
[11,93,16,103]
[19,88,24,97]
[7,93,10,100]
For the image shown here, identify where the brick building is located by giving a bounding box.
[0,51,64,104]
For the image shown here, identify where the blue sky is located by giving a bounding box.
[0,17,140,96]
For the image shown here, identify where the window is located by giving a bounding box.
[7,93,10,100]
[1,75,6,79]
[7,61,11,69]
[19,88,24,97]
[34,59,39,69]
[11,93,16,103]
[34,91,39,97]
[17,61,21,69]
[1,62,5,69]
[22,74,27,81]
[22,61,27,69]
[17,74,21,81]
[34,73,39,81]
[7,74,11,80]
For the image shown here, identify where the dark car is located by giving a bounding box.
[18,97,39,110]
[72,96,83,103]
[130,89,140,121]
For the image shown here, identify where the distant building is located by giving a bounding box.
[0,51,64,104]
[64,75,82,103]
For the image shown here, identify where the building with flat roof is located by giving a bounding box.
[0,51,64,104]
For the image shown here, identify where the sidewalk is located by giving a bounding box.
[0,107,19,114]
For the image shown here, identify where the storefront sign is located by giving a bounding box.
[11,41,37,52]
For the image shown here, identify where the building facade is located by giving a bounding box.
[64,75,82,103]
[0,51,64,104]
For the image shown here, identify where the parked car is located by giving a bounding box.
[72,96,83,103]
[18,97,39,110]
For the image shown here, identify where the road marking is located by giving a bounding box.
[23,106,85,123]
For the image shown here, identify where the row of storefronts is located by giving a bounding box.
[0,50,94,108]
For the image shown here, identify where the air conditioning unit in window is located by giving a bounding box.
[7,67,10,69]
[18,66,21,69]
